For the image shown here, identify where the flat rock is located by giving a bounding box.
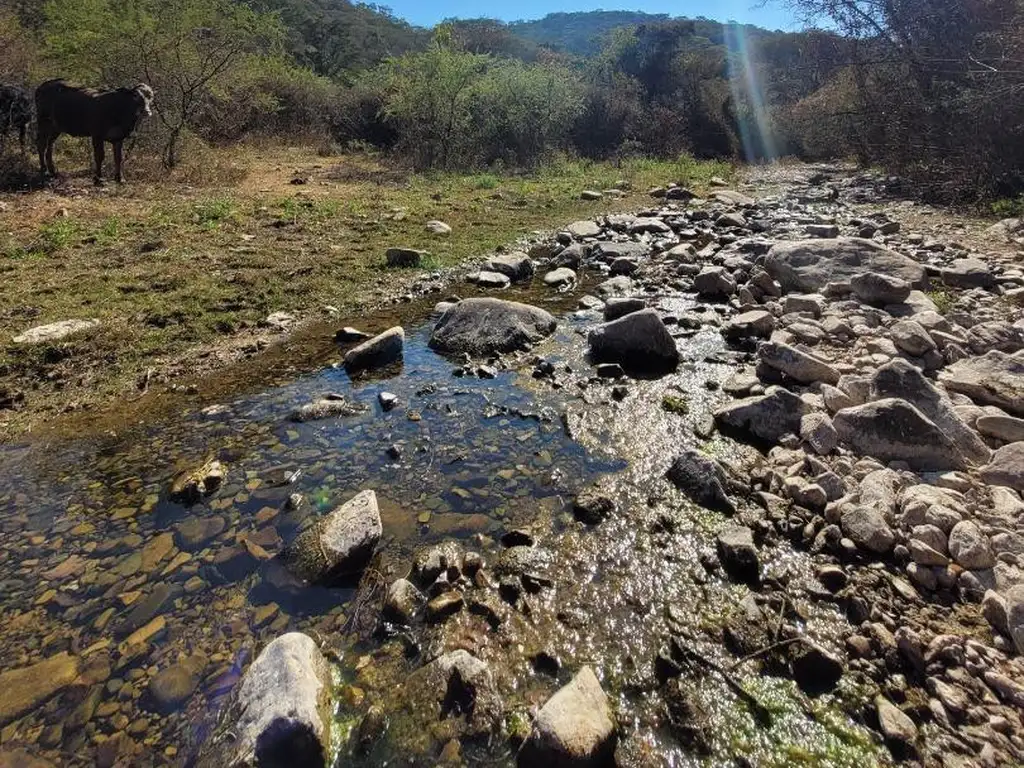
[343,326,404,373]
[833,398,971,471]
[940,351,1024,417]
[587,309,679,372]
[567,220,601,239]
[941,258,995,289]
[430,298,556,356]
[724,310,775,339]
[712,189,755,206]
[667,449,736,514]
[717,524,760,585]
[147,654,207,714]
[13,319,100,344]
[876,696,917,745]
[0,653,80,725]
[284,490,381,584]
[765,238,927,294]
[519,667,616,767]
[197,633,331,768]
[980,442,1024,492]
[544,268,577,287]
[484,253,534,282]
[472,270,512,288]
[715,387,811,443]
[850,272,912,305]
[289,396,366,423]
[758,341,839,384]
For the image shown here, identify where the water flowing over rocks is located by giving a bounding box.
[586,309,680,371]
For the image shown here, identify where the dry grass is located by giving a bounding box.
[0,141,732,437]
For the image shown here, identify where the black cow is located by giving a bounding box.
[0,85,31,155]
[35,79,154,185]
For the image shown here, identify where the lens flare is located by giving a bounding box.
[726,24,779,162]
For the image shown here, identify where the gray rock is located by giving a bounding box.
[12,319,100,344]
[567,220,601,239]
[976,415,1024,443]
[343,327,404,373]
[806,224,839,238]
[335,327,371,343]
[484,253,534,283]
[386,248,426,268]
[426,220,451,235]
[941,258,995,289]
[716,524,760,585]
[869,359,991,466]
[712,190,755,206]
[783,294,827,317]
[948,521,996,570]
[982,590,1009,635]
[966,321,1024,355]
[603,298,647,321]
[581,190,603,200]
[197,633,331,768]
[851,272,912,305]
[723,310,774,339]
[289,397,366,423]
[595,275,633,297]
[940,351,1024,417]
[765,238,927,294]
[519,667,616,767]
[667,449,736,514]
[1006,585,1024,654]
[694,266,736,298]
[890,320,936,357]
[430,298,556,357]
[801,412,838,455]
[791,642,844,696]
[980,443,1024,492]
[758,341,840,384]
[629,217,671,234]
[592,242,647,262]
[834,398,972,471]
[841,506,896,553]
[875,696,918,746]
[472,270,512,288]
[715,387,812,443]
[285,490,381,584]
[588,309,679,371]
[544,268,577,287]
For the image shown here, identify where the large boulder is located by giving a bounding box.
[980,442,1024,492]
[430,298,556,357]
[519,667,616,767]
[939,351,1024,417]
[833,399,970,471]
[343,327,404,373]
[715,387,812,443]
[284,490,381,584]
[758,341,840,385]
[667,449,736,514]
[765,238,927,294]
[869,359,990,466]
[587,309,679,372]
[197,633,332,768]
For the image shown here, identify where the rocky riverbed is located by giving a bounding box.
[1,165,1023,767]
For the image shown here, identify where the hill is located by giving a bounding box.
[509,10,670,56]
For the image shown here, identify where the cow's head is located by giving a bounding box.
[133,83,155,117]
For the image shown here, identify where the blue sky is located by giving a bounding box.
[382,2,800,32]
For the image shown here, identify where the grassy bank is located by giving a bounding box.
[0,143,731,437]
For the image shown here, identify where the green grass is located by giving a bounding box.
[927,289,956,314]
[0,145,733,436]
[991,194,1024,219]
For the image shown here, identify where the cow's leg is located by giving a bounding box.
[37,131,48,176]
[19,123,26,155]
[46,138,57,176]
[92,136,105,185]
[113,141,124,184]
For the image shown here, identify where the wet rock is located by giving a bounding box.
[485,253,535,283]
[587,309,679,372]
[667,449,736,514]
[840,506,895,554]
[817,565,848,593]
[169,459,226,504]
[426,591,465,622]
[870,359,991,466]
[693,267,736,298]
[603,298,647,322]
[833,399,970,471]
[716,524,760,585]
[335,327,371,343]
[284,490,381,584]
[939,351,1024,417]
[765,238,927,294]
[403,651,503,742]
[806,223,838,238]
[289,396,366,422]
[386,248,426,268]
[0,750,55,768]
[791,642,844,696]
[723,310,774,340]
[595,275,633,297]
[473,270,512,288]
[0,653,80,725]
[430,298,556,357]
[850,272,911,305]
[758,341,840,385]
[519,667,617,768]
[198,633,332,768]
[411,542,465,587]
[948,521,996,570]
[979,442,1024,492]
[114,583,176,637]
[573,486,616,524]
[383,579,424,625]
[379,392,399,411]
[355,706,388,754]
[147,654,207,714]
[714,387,812,443]
[875,696,918,747]
[12,319,100,344]
[343,327,404,373]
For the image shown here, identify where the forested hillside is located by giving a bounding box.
[0,0,1021,203]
